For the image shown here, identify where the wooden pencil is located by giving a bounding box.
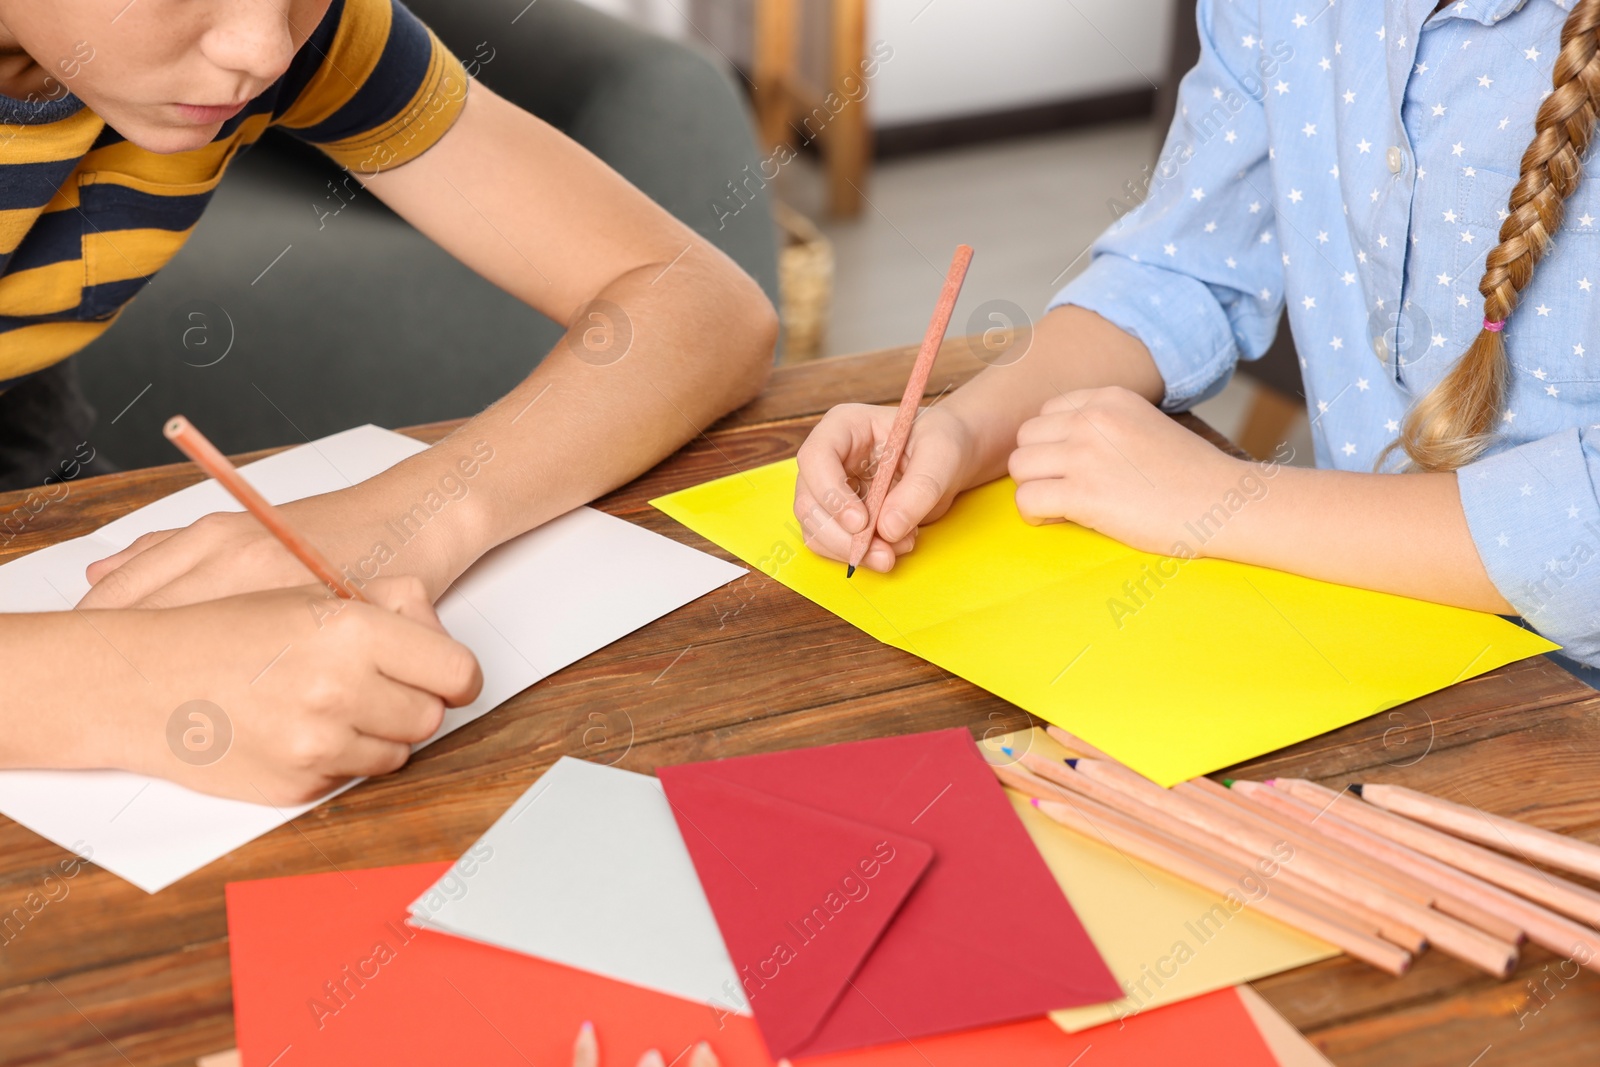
[1071,759,1519,977]
[1325,782,1600,928]
[164,416,367,602]
[1268,778,1600,973]
[845,244,973,576]
[1358,781,1600,884]
[1028,795,1413,975]
[1015,754,1401,946]
[1043,725,1119,762]
[1227,780,1525,945]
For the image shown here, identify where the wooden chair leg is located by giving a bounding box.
[752,0,798,154]
[826,0,869,217]
[1235,383,1304,461]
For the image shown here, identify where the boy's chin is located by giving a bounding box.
[112,116,224,155]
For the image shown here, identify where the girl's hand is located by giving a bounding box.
[1007,387,1254,556]
[102,576,483,805]
[571,1021,722,1067]
[794,402,982,573]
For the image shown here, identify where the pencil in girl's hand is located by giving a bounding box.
[846,244,974,577]
[163,415,368,603]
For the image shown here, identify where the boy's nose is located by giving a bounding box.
[197,0,300,84]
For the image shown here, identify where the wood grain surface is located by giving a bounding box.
[0,338,1594,1066]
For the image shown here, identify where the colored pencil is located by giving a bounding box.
[845,244,973,577]
[1015,754,1401,946]
[1227,780,1525,946]
[1358,781,1600,884]
[1028,795,1413,975]
[163,415,367,603]
[1071,759,1519,977]
[1043,724,1119,762]
[1271,778,1600,972]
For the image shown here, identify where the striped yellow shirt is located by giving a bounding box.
[0,0,468,386]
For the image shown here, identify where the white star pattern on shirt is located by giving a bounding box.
[1225,256,1237,268]
[1526,46,1541,61]
[1437,272,1452,285]
[1357,138,1372,153]
[1457,294,1470,307]
[1319,57,1332,71]
[1570,506,1583,519]
[1342,442,1357,455]
[1260,231,1274,243]
[1248,201,1262,213]
[1331,336,1344,349]
[1576,343,1586,356]
[1191,187,1206,201]
[1275,80,1290,95]
[1548,384,1561,396]
[1303,122,1317,137]
[1204,220,1217,232]
[1478,75,1493,87]
[1224,130,1238,144]
[1460,231,1474,243]
[1377,234,1389,248]
[1504,410,1518,423]
[1343,90,1356,103]
[1580,277,1592,291]
[1163,243,1176,256]
[1259,288,1271,300]
[1431,103,1445,116]
[1537,304,1552,315]
[1451,142,1465,156]
[1290,189,1304,203]
[1242,35,1257,47]
[1385,419,1400,433]
[1302,296,1316,310]
[1579,213,1596,227]
[1443,209,1457,222]
[1497,533,1510,546]
[1521,484,1534,496]
[1356,377,1370,390]
[1316,230,1328,243]
[1342,271,1356,284]
[1431,333,1446,347]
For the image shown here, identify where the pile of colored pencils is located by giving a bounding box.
[987,727,1600,979]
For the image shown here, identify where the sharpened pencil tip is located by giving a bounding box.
[1221,778,1235,788]
[846,564,856,578]
[1347,783,1364,796]
[1264,778,1277,787]
[1064,758,1078,769]
[1030,797,1041,807]
[1001,746,1014,756]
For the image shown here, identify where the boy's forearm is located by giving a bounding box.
[319,253,775,597]
[944,304,1165,482]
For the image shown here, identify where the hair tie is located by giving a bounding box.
[1482,318,1506,333]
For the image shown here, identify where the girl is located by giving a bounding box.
[0,0,776,801]
[795,0,1600,684]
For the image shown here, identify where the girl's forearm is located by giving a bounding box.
[1198,464,1514,613]
[944,304,1165,481]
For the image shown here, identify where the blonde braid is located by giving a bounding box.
[1387,0,1600,471]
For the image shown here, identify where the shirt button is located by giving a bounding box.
[1374,333,1390,362]
[1386,146,1405,174]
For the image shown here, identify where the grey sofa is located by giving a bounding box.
[72,0,779,471]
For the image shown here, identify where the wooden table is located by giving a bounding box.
[1,342,1597,1066]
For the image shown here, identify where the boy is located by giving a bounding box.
[0,0,777,802]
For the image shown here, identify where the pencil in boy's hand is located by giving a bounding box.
[163,415,368,603]
[846,244,974,577]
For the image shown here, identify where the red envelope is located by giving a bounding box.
[657,728,1122,1059]
[225,862,1280,1067]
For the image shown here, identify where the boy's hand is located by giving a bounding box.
[1008,387,1247,555]
[77,491,456,610]
[105,576,482,806]
[794,403,981,573]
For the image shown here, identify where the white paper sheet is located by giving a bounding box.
[0,426,744,893]
[409,756,749,1015]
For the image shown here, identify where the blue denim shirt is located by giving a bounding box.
[1053,0,1600,676]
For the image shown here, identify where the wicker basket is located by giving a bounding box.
[774,201,834,363]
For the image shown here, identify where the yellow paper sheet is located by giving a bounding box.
[996,728,1337,1032]
[652,459,1556,785]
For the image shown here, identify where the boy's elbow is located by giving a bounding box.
[720,270,779,407]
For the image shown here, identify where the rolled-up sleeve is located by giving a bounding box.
[1457,427,1600,674]
[1049,0,1283,411]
